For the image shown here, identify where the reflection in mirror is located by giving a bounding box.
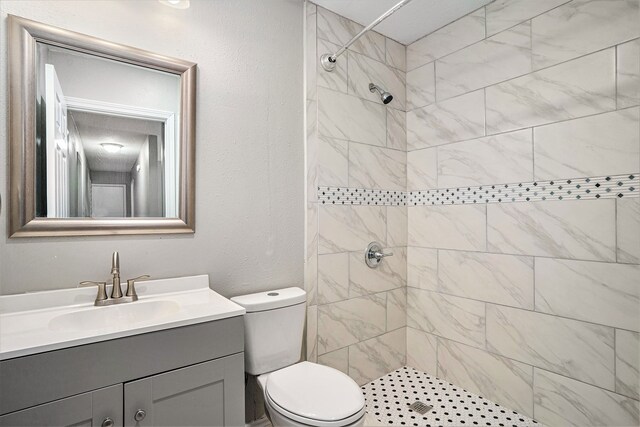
[35,43,181,219]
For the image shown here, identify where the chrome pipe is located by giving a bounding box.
[320,0,414,72]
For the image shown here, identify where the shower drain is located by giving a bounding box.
[408,401,433,414]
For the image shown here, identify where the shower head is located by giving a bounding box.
[369,83,393,104]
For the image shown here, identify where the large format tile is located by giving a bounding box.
[407,90,485,150]
[409,204,487,251]
[535,258,640,331]
[318,347,348,375]
[349,247,406,297]
[407,247,438,290]
[348,51,406,110]
[317,135,348,187]
[319,205,386,254]
[349,143,406,191]
[616,329,640,400]
[487,199,616,261]
[486,49,616,134]
[407,288,486,348]
[305,202,318,305]
[406,327,438,375]
[438,129,534,188]
[386,206,407,247]
[306,100,318,202]
[318,253,349,304]
[487,305,614,389]
[348,328,406,385]
[486,0,570,37]
[317,7,386,63]
[618,39,640,108]
[437,338,534,417]
[436,22,532,101]
[318,87,386,146]
[307,305,318,362]
[532,0,640,69]
[438,250,534,309]
[534,369,639,427]
[617,198,640,264]
[386,108,406,150]
[385,38,406,71]
[305,1,317,101]
[407,148,437,190]
[386,288,406,331]
[317,293,387,354]
[406,62,435,110]
[317,38,348,93]
[534,108,640,180]
[407,9,485,71]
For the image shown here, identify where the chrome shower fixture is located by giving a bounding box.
[369,83,393,104]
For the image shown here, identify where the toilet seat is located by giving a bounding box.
[264,362,365,427]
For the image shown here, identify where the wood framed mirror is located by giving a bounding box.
[8,15,196,237]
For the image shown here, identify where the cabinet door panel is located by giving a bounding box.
[124,353,243,427]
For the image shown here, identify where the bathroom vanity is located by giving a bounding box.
[0,276,246,427]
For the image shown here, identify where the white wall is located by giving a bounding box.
[0,0,304,296]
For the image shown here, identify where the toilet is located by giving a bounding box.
[231,288,366,427]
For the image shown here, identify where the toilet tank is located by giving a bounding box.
[231,287,306,375]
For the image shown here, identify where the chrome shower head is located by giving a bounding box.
[369,83,393,104]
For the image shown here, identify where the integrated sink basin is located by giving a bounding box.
[0,275,245,360]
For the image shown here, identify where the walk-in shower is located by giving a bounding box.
[369,83,393,104]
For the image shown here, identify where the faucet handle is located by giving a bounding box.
[79,281,108,303]
[125,275,151,300]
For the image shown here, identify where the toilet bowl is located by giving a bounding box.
[230,288,366,427]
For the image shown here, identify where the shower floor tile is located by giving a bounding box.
[362,366,540,427]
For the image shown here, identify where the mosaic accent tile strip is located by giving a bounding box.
[362,366,539,427]
[318,173,639,206]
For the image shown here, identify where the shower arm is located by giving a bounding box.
[320,0,414,72]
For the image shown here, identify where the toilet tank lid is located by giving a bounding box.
[230,287,306,312]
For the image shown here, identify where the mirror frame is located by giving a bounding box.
[8,15,197,237]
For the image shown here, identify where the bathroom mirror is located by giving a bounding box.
[8,15,196,237]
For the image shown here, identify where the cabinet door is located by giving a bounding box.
[0,384,122,427]
[124,353,244,427]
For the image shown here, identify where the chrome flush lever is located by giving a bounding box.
[365,241,393,269]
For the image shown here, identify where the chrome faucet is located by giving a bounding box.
[80,251,150,306]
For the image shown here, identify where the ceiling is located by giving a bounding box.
[312,0,493,45]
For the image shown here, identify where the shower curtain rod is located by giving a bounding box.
[320,0,414,72]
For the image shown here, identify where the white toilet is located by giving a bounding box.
[231,288,366,427]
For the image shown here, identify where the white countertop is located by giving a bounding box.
[0,275,245,360]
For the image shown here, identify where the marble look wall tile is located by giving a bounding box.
[487,305,615,389]
[349,247,406,297]
[438,129,534,188]
[616,329,640,399]
[407,9,485,71]
[305,202,318,305]
[306,305,318,362]
[534,108,640,180]
[386,108,406,151]
[437,338,534,417]
[318,87,386,147]
[349,328,406,385]
[318,347,349,375]
[319,205,386,254]
[386,38,406,72]
[317,7,386,63]
[436,22,532,101]
[317,38,348,93]
[306,100,318,202]
[409,204,487,251]
[407,288,486,348]
[349,143,406,191]
[438,250,534,309]
[305,1,317,101]
[318,293,387,354]
[386,288,406,331]
[407,148,437,190]
[318,253,349,304]
[486,0,570,37]
[486,49,616,134]
[386,206,407,247]
[406,327,438,375]
[406,62,435,110]
[534,369,639,427]
[407,90,485,150]
[347,51,407,110]
[535,258,640,331]
[407,247,438,290]
[618,39,640,108]
[318,136,348,187]
[487,199,616,261]
[617,198,640,264]
[532,0,640,69]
